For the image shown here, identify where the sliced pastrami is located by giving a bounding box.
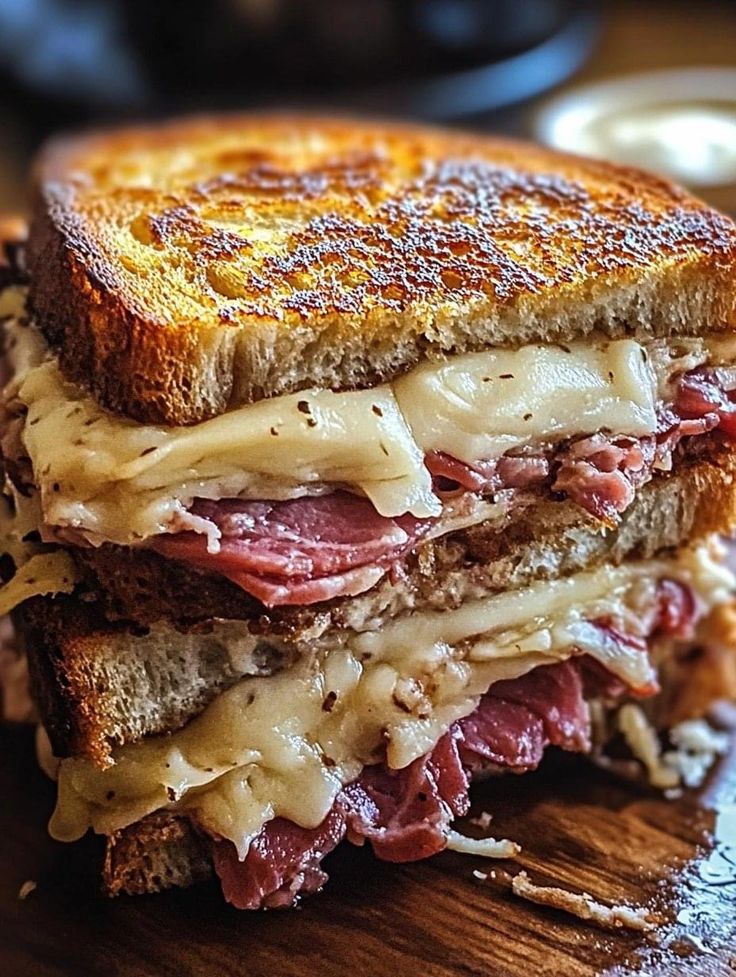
[150,366,736,607]
[150,493,432,607]
[212,658,599,910]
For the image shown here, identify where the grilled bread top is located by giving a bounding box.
[28,113,736,424]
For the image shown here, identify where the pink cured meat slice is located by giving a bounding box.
[150,493,431,606]
[212,578,696,911]
[150,366,736,606]
[457,659,590,775]
[213,659,594,909]
[212,809,347,911]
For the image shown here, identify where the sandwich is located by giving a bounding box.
[2,115,736,910]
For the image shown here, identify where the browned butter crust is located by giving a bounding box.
[28,113,736,423]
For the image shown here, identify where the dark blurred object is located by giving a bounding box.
[0,0,598,134]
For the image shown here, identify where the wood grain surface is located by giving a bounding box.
[2,718,735,977]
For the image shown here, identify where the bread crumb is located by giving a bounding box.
[511,871,654,932]
[468,811,493,830]
[18,880,36,900]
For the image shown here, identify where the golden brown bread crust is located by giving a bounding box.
[28,113,736,423]
[17,598,123,767]
[18,596,291,767]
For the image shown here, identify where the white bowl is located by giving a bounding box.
[535,67,736,202]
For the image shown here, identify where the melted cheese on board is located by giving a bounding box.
[49,542,734,855]
[5,310,727,548]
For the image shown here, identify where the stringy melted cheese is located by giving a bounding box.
[0,493,79,614]
[49,541,734,856]
[6,308,720,548]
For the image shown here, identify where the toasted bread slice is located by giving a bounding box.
[103,812,211,897]
[29,114,736,424]
[21,456,736,766]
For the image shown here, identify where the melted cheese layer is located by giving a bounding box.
[49,541,733,855]
[6,310,720,547]
[394,340,656,465]
[0,551,77,616]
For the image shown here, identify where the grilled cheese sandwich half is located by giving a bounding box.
[2,114,736,911]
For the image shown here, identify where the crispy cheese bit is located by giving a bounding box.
[511,871,655,932]
[446,829,521,859]
[618,703,680,789]
[663,719,730,788]
[618,704,730,790]
[18,880,37,901]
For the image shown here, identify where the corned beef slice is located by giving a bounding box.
[210,656,626,910]
[151,494,431,606]
[212,809,347,911]
[150,367,736,607]
[211,582,697,909]
[456,659,590,777]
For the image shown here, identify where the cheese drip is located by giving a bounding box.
[49,541,734,856]
[0,481,80,614]
[7,309,724,548]
[0,551,77,615]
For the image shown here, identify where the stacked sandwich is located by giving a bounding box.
[2,116,736,909]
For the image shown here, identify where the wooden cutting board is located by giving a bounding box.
[2,721,735,977]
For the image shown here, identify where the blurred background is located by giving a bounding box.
[0,0,735,211]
